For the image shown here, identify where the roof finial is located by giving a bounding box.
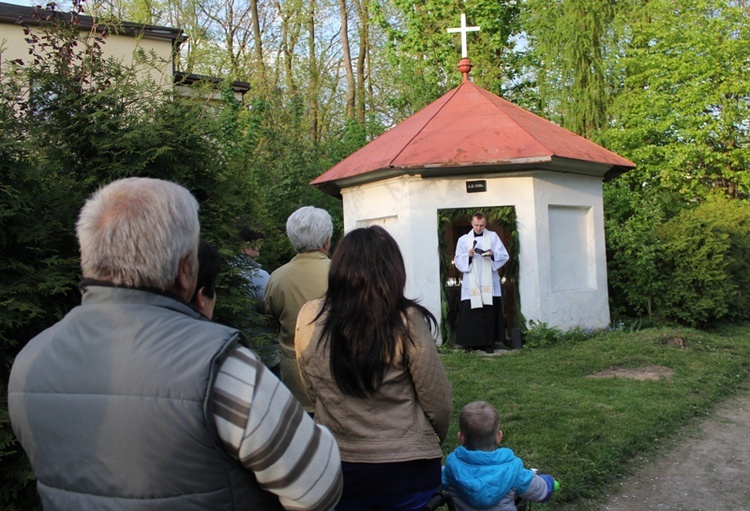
[448,13,480,82]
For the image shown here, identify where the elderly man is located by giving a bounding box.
[264,206,333,413]
[8,178,342,511]
[454,212,510,353]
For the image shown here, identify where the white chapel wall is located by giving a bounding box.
[341,175,448,324]
[338,169,611,340]
[531,172,610,330]
[548,205,595,292]
[340,173,536,342]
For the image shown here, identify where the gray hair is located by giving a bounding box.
[286,206,333,253]
[76,177,200,290]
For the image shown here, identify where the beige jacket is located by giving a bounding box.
[264,251,330,412]
[295,298,452,463]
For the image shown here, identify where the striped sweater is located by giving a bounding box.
[213,346,343,511]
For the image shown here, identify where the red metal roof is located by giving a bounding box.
[312,79,635,196]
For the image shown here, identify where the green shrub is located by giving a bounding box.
[523,320,565,348]
[606,186,750,328]
[522,321,600,349]
[655,195,750,327]
[0,4,265,507]
[605,188,670,319]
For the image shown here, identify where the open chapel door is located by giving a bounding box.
[438,208,519,347]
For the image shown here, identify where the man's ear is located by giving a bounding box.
[193,287,206,310]
[176,252,197,301]
[457,431,467,446]
[496,430,503,445]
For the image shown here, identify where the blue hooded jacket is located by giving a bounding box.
[442,446,534,508]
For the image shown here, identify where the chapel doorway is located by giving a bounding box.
[438,208,519,347]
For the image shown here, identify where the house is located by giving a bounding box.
[0,1,248,101]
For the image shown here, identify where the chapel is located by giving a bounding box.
[311,16,635,344]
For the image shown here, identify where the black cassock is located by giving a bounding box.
[456,296,505,351]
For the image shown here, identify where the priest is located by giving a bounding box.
[454,212,510,352]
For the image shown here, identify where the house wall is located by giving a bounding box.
[1,23,174,87]
[340,170,611,341]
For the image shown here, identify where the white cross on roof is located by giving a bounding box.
[447,13,480,59]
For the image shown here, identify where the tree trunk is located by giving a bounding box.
[308,0,319,142]
[250,0,266,87]
[353,0,367,124]
[339,0,355,119]
[274,0,299,96]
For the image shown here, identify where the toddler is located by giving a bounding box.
[442,401,559,511]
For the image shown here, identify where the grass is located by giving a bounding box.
[438,324,750,510]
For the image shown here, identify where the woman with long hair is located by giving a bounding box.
[295,225,452,511]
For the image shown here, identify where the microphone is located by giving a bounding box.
[472,239,482,256]
[473,239,488,256]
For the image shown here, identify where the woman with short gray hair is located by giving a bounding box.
[286,206,334,253]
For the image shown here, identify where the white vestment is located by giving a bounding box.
[454,230,510,309]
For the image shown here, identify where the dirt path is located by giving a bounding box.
[592,385,750,511]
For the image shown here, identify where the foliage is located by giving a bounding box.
[654,196,750,327]
[522,321,596,349]
[603,0,750,201]
[606,189,750,328]
[521,320,565,349]
[378,0,525,116]
[604,185,672,319]
[0,403,37,511]
[523,0,622,139]
[441,325,750,506]
[231,91,345,273]
[0,3,271,507]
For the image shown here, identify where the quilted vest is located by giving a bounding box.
[9,285,282,510]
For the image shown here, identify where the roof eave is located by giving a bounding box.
[174,71,250,93]
[312,156,636,197]
[0,3,185,42]
[603,165,633,182]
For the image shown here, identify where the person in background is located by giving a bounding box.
[442,401,559,511]
[453,212,510,353]
[8,177,342,511]
[238,225,270,306]
[295,225,452,511]
[191,239,221,319]
[264,205,332,413]
[237,225,278,374]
